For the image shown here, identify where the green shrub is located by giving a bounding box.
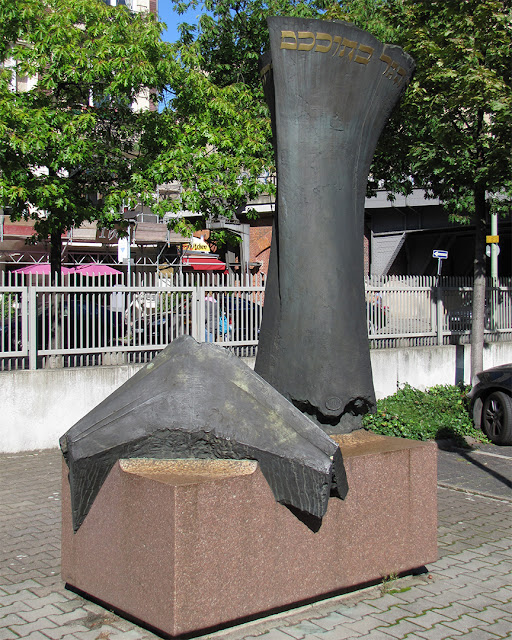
[363,383,488,443]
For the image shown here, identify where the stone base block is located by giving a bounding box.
[61,431,437,637]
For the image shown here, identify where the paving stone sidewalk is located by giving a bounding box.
[1,446,511,640]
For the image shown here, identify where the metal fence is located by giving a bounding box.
[0,271,265,370]
[1,273,512,371]
[366,275,512,348]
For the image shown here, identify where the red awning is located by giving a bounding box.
[182,256,227,272]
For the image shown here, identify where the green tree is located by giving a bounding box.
[315,0,512,377]
[173,0,328,89]
[135,44,275,246]
[377,0,511,378]
[0,0,171,282]
[160,0,328,249]
[0,0,277,276]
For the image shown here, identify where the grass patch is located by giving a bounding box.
[363,383,489,443]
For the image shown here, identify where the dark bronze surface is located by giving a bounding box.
[60,336,347,531]
[256,17,415,433]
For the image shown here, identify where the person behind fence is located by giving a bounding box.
[205,293,218,342]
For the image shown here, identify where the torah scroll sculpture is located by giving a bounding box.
[60,19,414,533]
[255,17,415,433]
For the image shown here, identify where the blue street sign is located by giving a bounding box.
[433,250,448,259]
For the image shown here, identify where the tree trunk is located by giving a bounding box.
[470,188,487,380]
[48,229,65,368]
[50,229,62,286]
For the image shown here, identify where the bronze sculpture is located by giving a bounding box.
[256,17,415,433]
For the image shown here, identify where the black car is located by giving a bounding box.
[468,364,512,445]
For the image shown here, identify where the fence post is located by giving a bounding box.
[193,287,205,342]
[436,283,444,345]
[28,285,37,370]
[490,277,498,331]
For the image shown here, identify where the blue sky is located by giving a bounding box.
[158,0,202,42]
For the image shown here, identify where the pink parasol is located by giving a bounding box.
[12,264,73,275]
[70,264,122,276]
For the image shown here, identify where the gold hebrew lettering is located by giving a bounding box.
[280,30,298,50]
[332,35,343,56]
[387,60,398,79]
[315,32,332,53]
[339,38,358,61]
[259,63,272,78]
[298,31,315,51]
[395,67,407,85]
[354,43,374,65]
[260,63,272,86]
[379,53,392,75]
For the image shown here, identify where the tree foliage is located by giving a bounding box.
[378,0,512,377]
[173,0,329,89]
[164,0,329,243]
[335,0,511,377]
[139,45,275,243]
[0,0,172,278]
[0,0,278,270]
[382,0,511,219]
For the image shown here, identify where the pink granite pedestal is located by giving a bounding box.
[61,431,437,637]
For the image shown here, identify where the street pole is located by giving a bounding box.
[490,210,498,282]
[127,223,131,285]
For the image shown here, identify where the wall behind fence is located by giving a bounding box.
[2,363,143,452]
[3,341,512,453]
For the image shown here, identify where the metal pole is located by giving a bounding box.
[490,210,498,282]
[127,224,132,285]
[28,285,37,370]
[436,284,444,346]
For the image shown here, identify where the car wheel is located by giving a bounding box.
[481,391,512,445]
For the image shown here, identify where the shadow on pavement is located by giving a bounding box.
[460,449,512,491]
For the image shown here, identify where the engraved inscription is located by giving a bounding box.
[260,62,273,86]
[379,53,393,75]
[280,30,298,50]
[396,66,408,85]
[355,43,373,65]
[337,38,358,61]
[279,29,409,85]
[379,53,407,86]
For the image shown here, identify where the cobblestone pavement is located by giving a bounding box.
[1,446,511,640]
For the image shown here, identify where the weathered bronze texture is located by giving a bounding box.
[255,17,415,433]
[60,336,347,532]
